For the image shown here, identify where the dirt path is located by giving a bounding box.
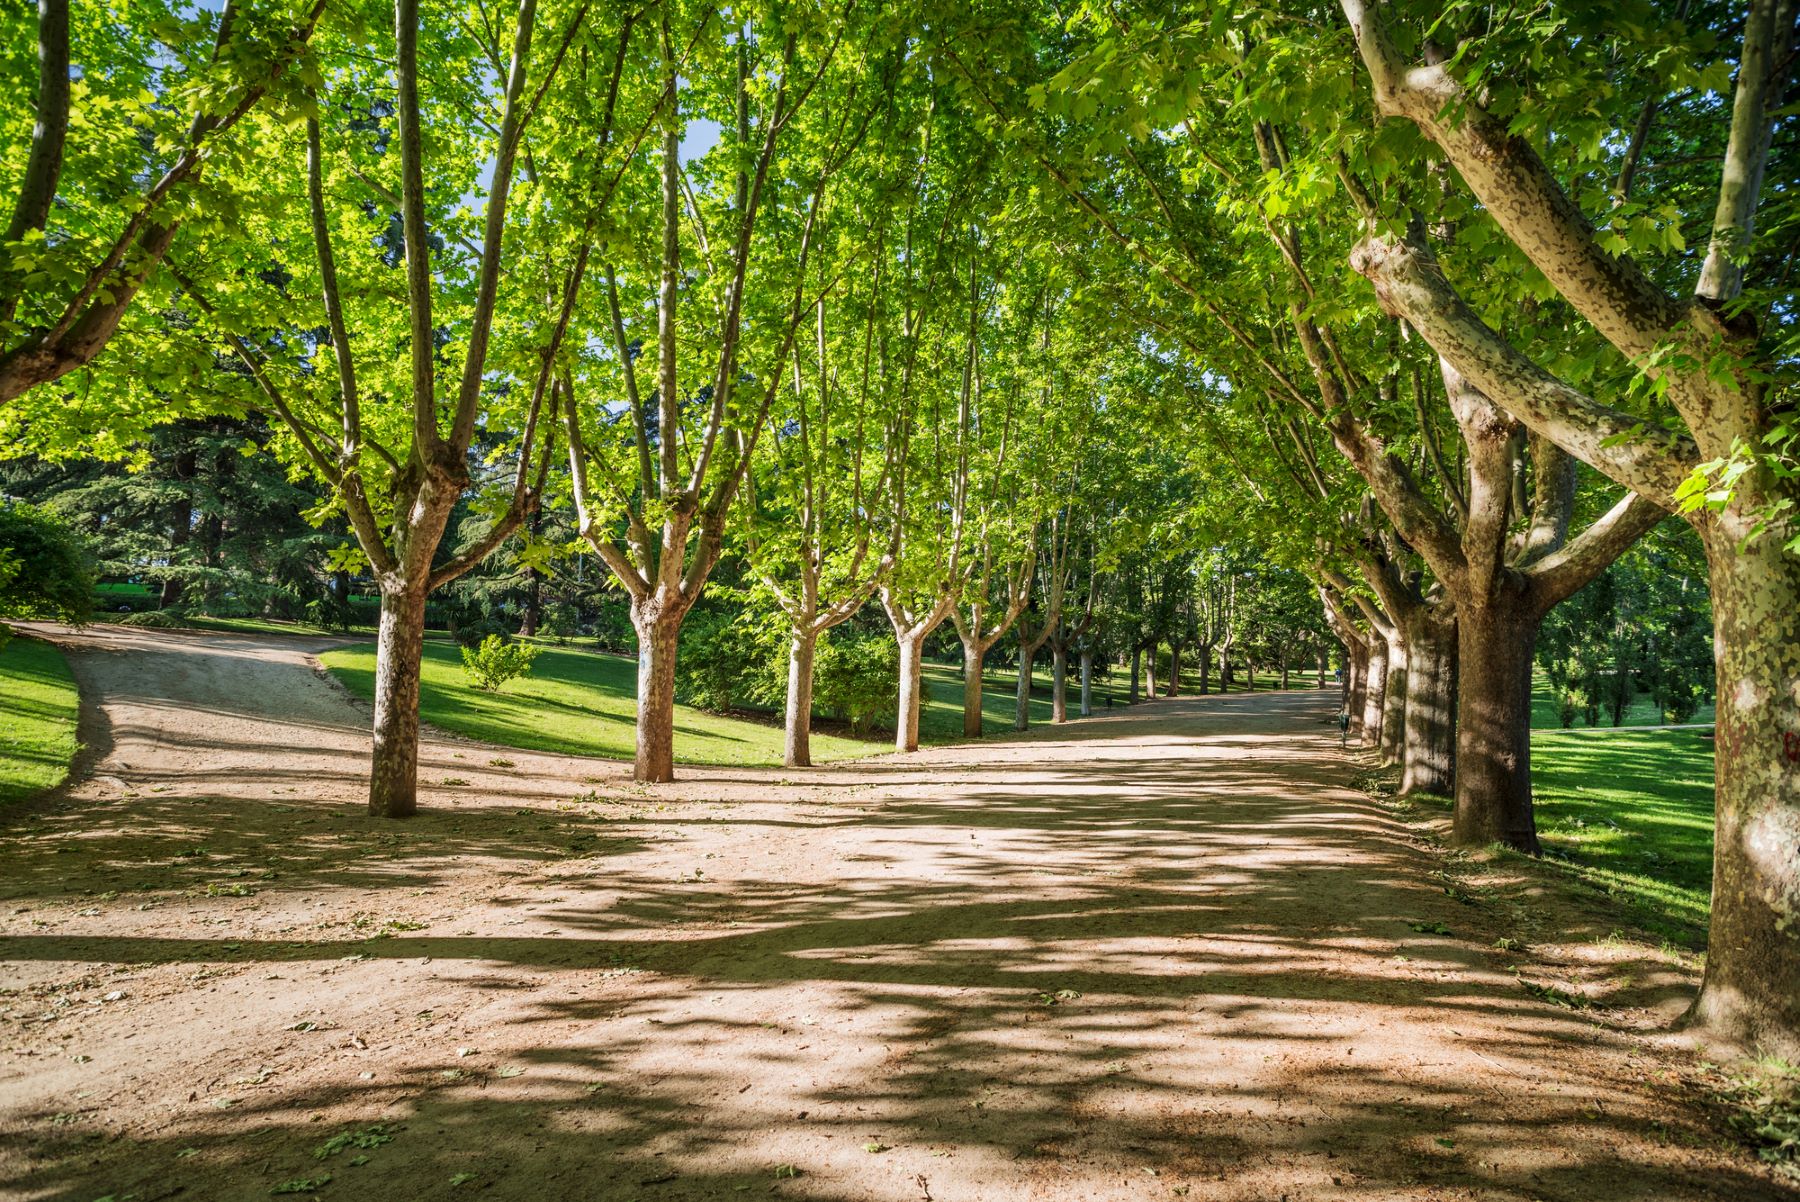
[0,625,1788,1201]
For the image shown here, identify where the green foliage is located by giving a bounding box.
[459,635,540,693]
[814,634,899,733]
[1537,528,1713,726]
[675,607,778,714]
[0,500,93,626]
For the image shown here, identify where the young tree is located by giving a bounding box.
[561,4,869,782]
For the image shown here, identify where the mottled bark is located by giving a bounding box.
[1079,649,1093,717]
[1399,610,1456,797]
[961,637,986,737]
[783,628,817,769]
[1689,519,1800,1057]
[368,579,429,818]
[1453,600,1542,850]
[1014,641,1036,731]
[895,631,927,753]
[1378,631,1407,767]
[1361,638,1387,751]
[631,604,682,784]
[1345,638,1369,741]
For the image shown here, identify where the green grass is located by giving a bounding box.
[317,642,1282,769]
[0,634,80,805]
[1528,725,1716,943]
[320,642,888,766]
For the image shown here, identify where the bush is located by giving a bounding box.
[116,609,192,629]
[676,608,777,712]
[453,615,509,649]
[0,501,94,627]
[814,634,897,733]
[460,634,540,691]
[541,601,581,644]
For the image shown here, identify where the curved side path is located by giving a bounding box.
[0,625,1788,1202]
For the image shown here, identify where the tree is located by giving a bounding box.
[1339,0,1800,1051]
[561,2,875,782]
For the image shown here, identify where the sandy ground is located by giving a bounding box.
[0,623,1792,1202]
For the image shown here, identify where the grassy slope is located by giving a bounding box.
[1527,726,1716,944]
[0,635,80,805]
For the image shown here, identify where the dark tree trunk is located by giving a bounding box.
[1197,646,1212,695]
[1129,645,1140,702]
[1453,596,1542,851]
[1345,638,1368,740]
[1378,635,1407,767]
[1399,610,1457,797]
[1015,639,1035,731]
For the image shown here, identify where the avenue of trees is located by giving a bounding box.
[0,0,1792,1056]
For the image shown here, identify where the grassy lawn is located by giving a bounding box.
[320,642,888,766]
[0,634,80,805]
[316,642,1249,768]
[1528,725,1716,945]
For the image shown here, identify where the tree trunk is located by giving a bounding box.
[962,638,986,738]
[895,631,927,753]
[1197,646,1212,695]
[1379,633,1408,767]
[1218,650,1230,694]
[1345,639,1368,739]
[1079,649,1093,717]
[1129,645,1140,702]
[1687,522,1800,1057]
[1452,598,1542,852]
[633,605,681,783]
[784,626,817,769]
[1014,640,1034,731]
[1280,650,1290,690]
[1051,644,1069,723]
[1361,638,1387,750]
[1399,611,1456,797]
[368,578,430,818]
[1144,651,1158,700]
[1168,643,1183,696]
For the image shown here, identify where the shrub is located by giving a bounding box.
[541,601,581,644]
[453,615,509,649]
[675,608,777,712]
[460,634,540,692]
[116,609,192,629]
[0,502,94,627]
[814,633,896,733]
